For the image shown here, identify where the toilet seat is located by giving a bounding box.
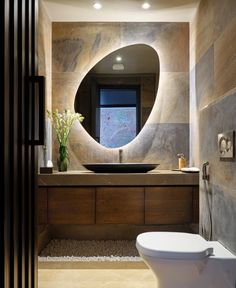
[136,232,214,260]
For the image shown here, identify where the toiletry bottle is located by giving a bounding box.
[177,154,186,169]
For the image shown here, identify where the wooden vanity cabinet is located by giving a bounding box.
[145,187,193,224]
[38,185,199,226]
[48,187,95,224]
[96,187,145,224]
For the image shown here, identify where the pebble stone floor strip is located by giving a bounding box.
[39,239,142,262]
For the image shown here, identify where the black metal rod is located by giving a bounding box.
[28,75,45,145]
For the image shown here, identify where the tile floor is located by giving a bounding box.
[38,263,156,288]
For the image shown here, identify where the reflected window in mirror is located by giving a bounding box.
[97,86,140,148]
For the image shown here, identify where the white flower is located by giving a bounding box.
[47,109,84,146]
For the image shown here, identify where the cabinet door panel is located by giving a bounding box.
[192,186,199,223]
[145,187,192,224]
[48,188,95,224]
[38,188,48,226]
[96,187,144,224]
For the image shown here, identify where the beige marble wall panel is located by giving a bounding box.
[214,16,236,100]
[213,0,236,41]
[195,47,214,110]
[148,72,189,124]
[194,0,214,64]
[52,73,84,112]
[52,23,121,74]
[153,23,189,73]
[121,23,189,72]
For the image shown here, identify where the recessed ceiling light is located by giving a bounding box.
[142,2,150,9]
[93,2,102,9]
[116,56,122,62]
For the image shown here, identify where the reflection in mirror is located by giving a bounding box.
[75,44,159,148]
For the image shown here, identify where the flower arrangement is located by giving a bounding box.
[47,109,84,171]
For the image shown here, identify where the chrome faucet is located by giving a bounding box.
[119,149,123,163]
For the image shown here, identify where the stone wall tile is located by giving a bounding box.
[214,16,236,99]
[121,23,189,72]
[194,0,214,63]
[213,0,236,41]
[52,22,121,73]
[124,123,189,170]
[195,47,214,109]
[149,72,189,124]
[199,92,236,253]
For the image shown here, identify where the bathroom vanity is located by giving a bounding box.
[38,170,199,250]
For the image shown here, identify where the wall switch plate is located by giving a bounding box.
[218,130,235,160]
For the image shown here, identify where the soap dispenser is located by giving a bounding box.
[177,153,186,170]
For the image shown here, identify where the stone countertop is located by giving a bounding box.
[38,169,199,187]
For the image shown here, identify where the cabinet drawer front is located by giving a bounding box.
[96,187,144,224]
[145,187,192,224]
[48,188,95,224]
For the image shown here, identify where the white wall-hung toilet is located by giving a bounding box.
[136,232,236,288]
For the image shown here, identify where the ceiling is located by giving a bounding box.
[43,0,200,22]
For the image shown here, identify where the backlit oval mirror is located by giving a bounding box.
[74,44,159,148]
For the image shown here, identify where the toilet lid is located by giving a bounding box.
[136,232,214,260]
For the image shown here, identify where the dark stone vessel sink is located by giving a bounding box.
[83,163,159,173]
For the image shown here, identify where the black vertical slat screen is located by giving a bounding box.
[9,0,17,285]
[30,1,39,286]
[13,0,20,286]
[18,0,24,286]
[2,0,11,286]
[2,1,39,288]
[25,1,32,286]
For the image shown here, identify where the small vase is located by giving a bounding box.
[57,145,68,172]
